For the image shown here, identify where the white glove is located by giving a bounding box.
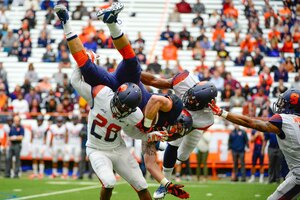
[147,131,169,142]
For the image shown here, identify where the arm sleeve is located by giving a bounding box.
[70,68,93,106]
[269,114,285,139]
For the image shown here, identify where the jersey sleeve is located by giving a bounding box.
[171,70,189,87]
[70,68,93,105]
[269,114,285,139]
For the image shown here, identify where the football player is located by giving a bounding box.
[66,115,84,179]
[49,116,68,179]
[208,89,300,200]
[30,115,48,179]
[141,71,217,199]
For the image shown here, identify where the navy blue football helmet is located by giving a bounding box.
[167,109,193,141]
[182,82,218,111]
[273,89,300,116]
[111,82,142,119]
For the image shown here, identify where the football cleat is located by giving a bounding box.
[29,174,37,179]
[50,174,57,179]
[97,2,124,23]
[153,185,167,200]
[54,4,70,24]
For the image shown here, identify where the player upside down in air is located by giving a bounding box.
[208,88,300,200]
[54,2,190,199]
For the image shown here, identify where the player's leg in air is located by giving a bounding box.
[54,4,117,89]
[97,2,141,85]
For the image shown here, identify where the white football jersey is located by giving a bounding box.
[86,85,143,150]
[66,122,83,145]
[31,123,48,145]
[49,124,67,145]
[276,114,300,172]
[173,71,214,129]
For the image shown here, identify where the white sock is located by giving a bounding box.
[62,21,76,40]
[33,163,38,175]
[39,163,44,175]
[251,175,255,179]
[163,167,174,180]
[260,174,264,179]
[53,168,57,175]
[107,23,123,39]
[73,166,78,176]
[63,167,68,176]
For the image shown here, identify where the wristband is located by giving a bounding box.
[160,177,169,187]
[143,118,153,128]
[221,110,228,118]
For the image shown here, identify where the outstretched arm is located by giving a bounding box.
[209,100,281,134]
[141,71,172,89]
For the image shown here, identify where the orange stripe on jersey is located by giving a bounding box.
[92,85,105,98]
[118,44,135,59]
[172,71,189,86]
[72,49,89,67]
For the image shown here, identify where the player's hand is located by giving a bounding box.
[136,120,153,133]
[147,131,168,142]
[166,182,190,199]
[208,100,223,116]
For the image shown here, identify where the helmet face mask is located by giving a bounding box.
[273,89,300,116]
[110,83,142,119]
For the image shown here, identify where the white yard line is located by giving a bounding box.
[11,182,126,200]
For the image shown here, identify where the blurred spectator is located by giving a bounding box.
[251,87,268,107]
[0,84,8,111]
[53,65,66,85]
[258,99,273,117]
[240,34,255,53]
[212,22,225,42]
[217,43,230,61]
[280,25,291,41]
[209,70,224,91]
[221,83,234,102]
[266,41,280,57]
[160,25,175,41]
[83,34,97,52]
[234,51,246,66]
[168,30,180,47]
[242,99,256,117]
[24,0,40,10]
[179,26,190,41]
[147,56,162,74]
[272,79,288,98]
[229,87,245,108]
[278,4,292,21]
[59,51,71,68]
[162,39,178,61]
[199,36,211,50]
[24,87,41,106]
[258,66,273,92]
[0,8,9,24]
[18,48,30,62]
[12,93,29,114]
[25,63,39,83]
[21,79,31,95]
[263,131,282,184]
[2,29,17,53]
[213,36,226,51]
[208,10,220,28]
[192,42,205,60]
[274,63,288,82]
[168,7,181,23]
[41,89,60,111]
[228,125,249,182]
[243,57,256,76]
[292,24,300,43]
[252,48,263,66]
[57,0,69,10]
[78,1,89,17]
[291,75,300,89]
[281,35,294,53]
[133,31,145,51]
[176,0,192,13]
[42,44,56,62]
[61,96,74,113]
[193,0,205,14]
[264,7,278,29]
[196,28,207,42]
[95,29,107,48]
[295,40,300,72]
[248,22,262,39]
[37,77,52,93]
[83,20,96,36]
[284,56,295,72]
[174,60,184,74]
[5,116,24,178]
[89,6,98,20]
[258,38,268,54]
[224,72,242,90]
[22,8,36,29]
[187,36,196,50]
[161,61,175,79]
[45,7,55,24]
[196,131,210,181]
[9,85,22,100]
[37,30,51,48]
[192,13,204,28]
[58,38,68,52]
[72,5,84,20]
[40,0,54,10]
[136,47,146,64]
[248,130,265,183]
[268,26,281,42]
[223,2,238,19]
[29,98,41,113]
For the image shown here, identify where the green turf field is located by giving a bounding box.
[1,175,280,200]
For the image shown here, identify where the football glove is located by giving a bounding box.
[147,131,168,142]
[208,99,222,116]
[166,182,190,199]
[136,120,153,133]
